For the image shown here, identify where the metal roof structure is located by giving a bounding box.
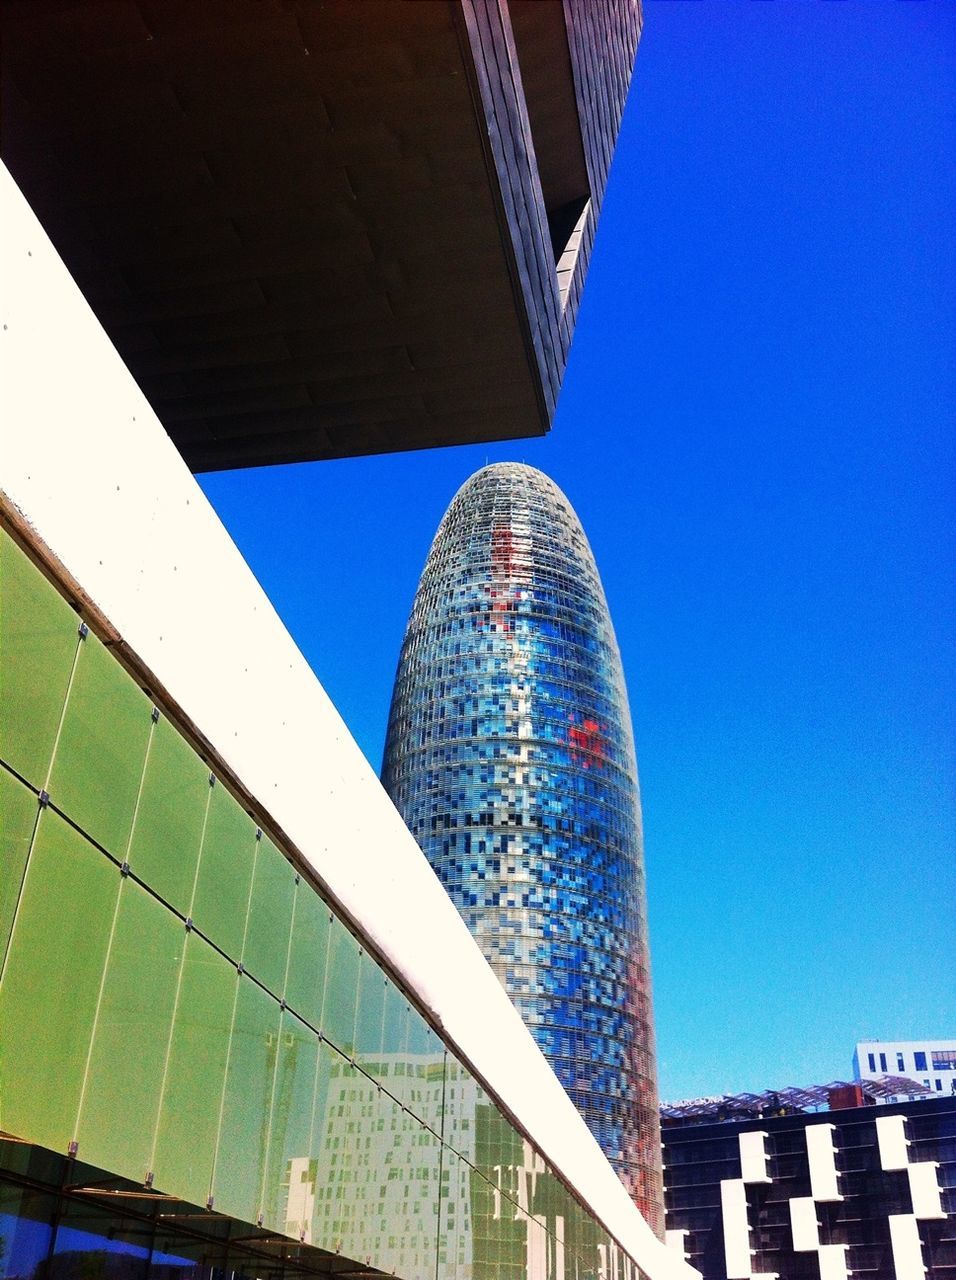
[660,1075,934,1121]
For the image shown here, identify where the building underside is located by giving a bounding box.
[1,0,639,470]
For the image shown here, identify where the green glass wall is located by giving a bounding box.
[0,527,649,1280]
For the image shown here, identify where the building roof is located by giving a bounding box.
[660,1075,934,1121]
[0,0,640,470]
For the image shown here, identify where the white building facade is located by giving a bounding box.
[855,1040,956,1098]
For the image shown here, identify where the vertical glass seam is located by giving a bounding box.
[253,996,283,1225]
[207,970,243,1209]
[72,706,155,1158]
[0,767,43,980]
[71,867,126,1155]
[38,619,84,796]
[121,711,158,866]
[183,773,216,924]
[277,863,298,1003]
[145,760,210,1186]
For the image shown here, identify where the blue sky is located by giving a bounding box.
[200,0,956,1101]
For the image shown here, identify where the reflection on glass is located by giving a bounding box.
[262,1012,323,1238]
[250,1039,644,1280]
[310,1050,441,1278]
[0,1184,55,1280]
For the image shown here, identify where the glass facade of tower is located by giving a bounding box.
[382,464,663,1233]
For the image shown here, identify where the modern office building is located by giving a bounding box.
[661,1091,955,1280]
[1,5,692,1280]
[381,463,662,1232]
[855,1041,956,1100]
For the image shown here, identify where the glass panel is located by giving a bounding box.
[126,711,209,915]
[312,1069,441,1279]
[284,881,330,1030]
[567,1203,605,1280]
[321,916,360,1055]
[0,807,118,1153]
[474,1098,528,1218]
[51,1195,151,1280]
[242,833,296,996]
[297,1037,342,1249]
[471,1156,544,1280]
[540,1167,581,1280]
[0,1181,56,1280]
[47,629,152,858]
[379,977,410,1108]
[381,977,408,1053]
[402,1006,445,1127]
[442,1053,485,1170]
[0,529,80,790]
[518,1199,553,1280]
[150,1228,231,1280]
[407,1003,441,1057]
[190,778,256,961]
[213,975,281,1225]
[260,1010,324,1237]
[438,1146,473,1280]
[150,930,235,1207]
[75,876,184,1182]
[0,768,38,968]
[354,948,386,1069]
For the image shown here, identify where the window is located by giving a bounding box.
[936,1079,943,1091]
[897,1052,905,1071]
[868,1053,876,1072]
[931,1051,956,1070]
[915,1051,928,1071]
[879,1053,887,1072]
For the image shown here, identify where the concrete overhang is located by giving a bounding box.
[1,0,640,471]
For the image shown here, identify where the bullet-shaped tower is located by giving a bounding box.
[382,463,663,1231]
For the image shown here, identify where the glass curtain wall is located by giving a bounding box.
[0,524,652,1280]
[381,465,663,1232]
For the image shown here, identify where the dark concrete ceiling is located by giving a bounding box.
[2,0,640,471]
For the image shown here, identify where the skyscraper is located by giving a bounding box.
[382,463,663,1232]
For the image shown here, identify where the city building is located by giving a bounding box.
[661,1090,955,1280]
[855,1041,956,1100]
[0,5,691,1280]
[381,463,661,1231]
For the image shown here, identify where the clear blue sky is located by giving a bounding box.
[200,1,956,1102]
